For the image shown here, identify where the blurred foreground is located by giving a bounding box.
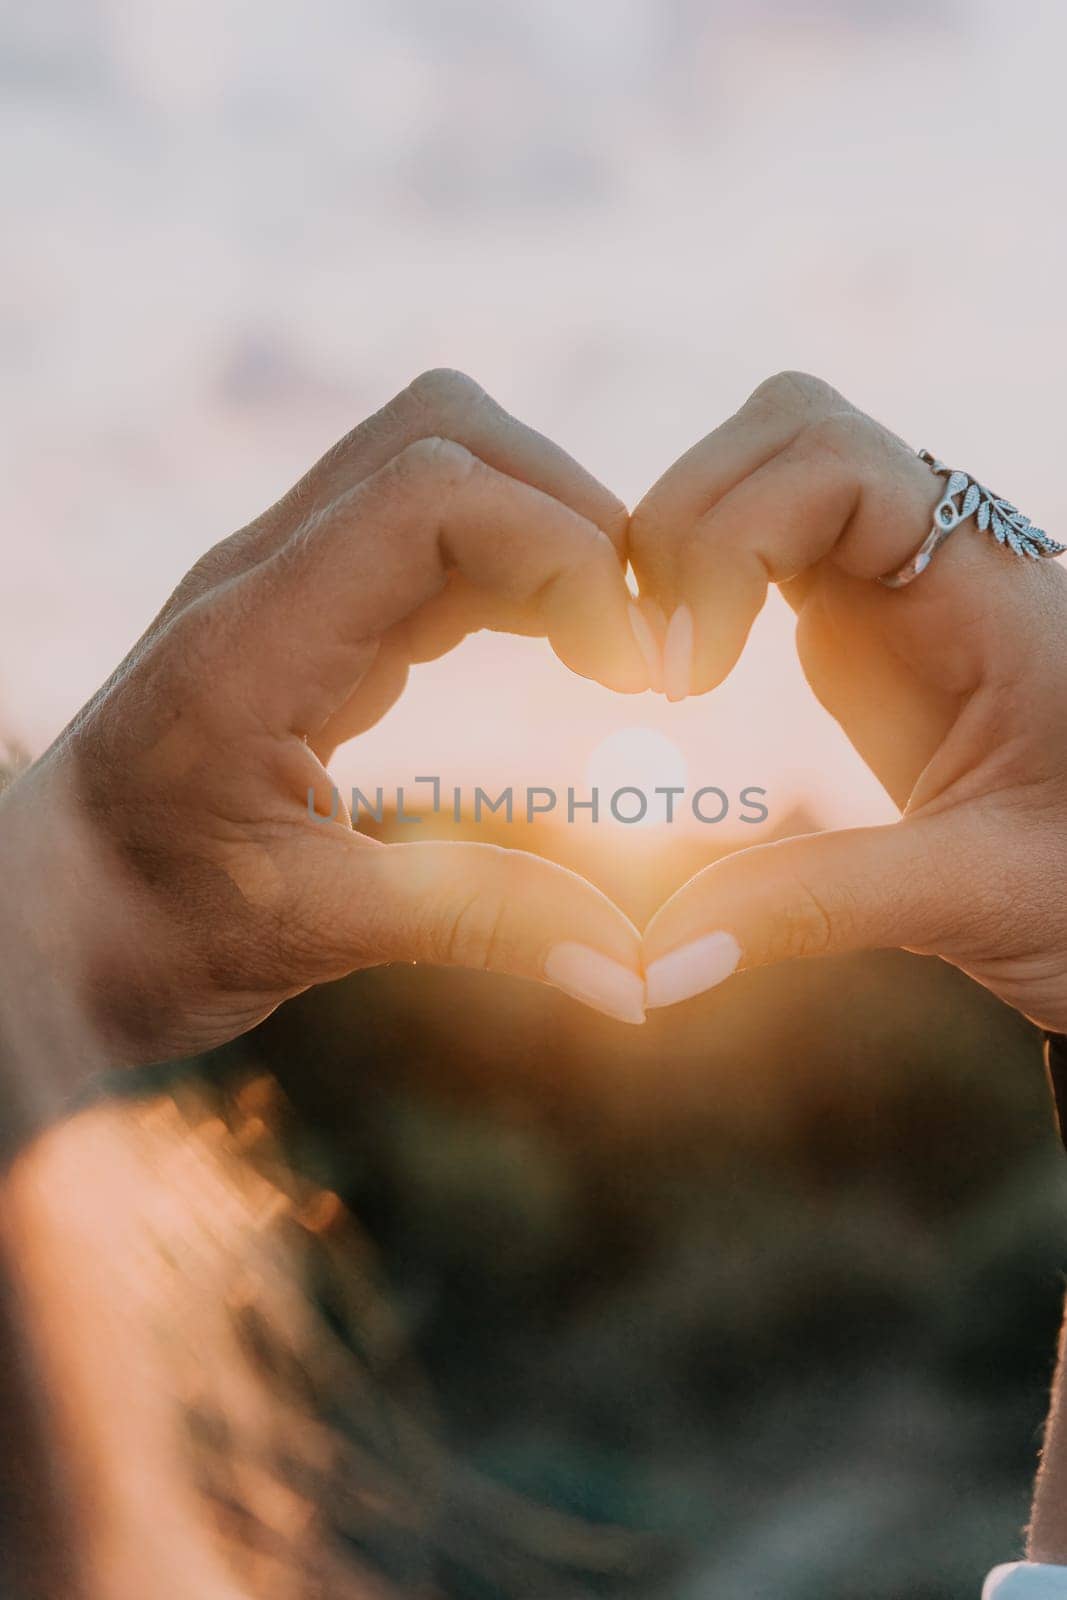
[4,809,1066,1599]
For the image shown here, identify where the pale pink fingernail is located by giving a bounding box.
[662,604,693,701]
[645,931,741,1009]
[640,598,668,692]
[545,942,646,1024]
[627,602,662,691]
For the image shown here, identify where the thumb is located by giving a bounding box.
[642,820,949,1009]
[322,838,647,1024]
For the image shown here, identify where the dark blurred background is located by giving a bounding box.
[175,806,1067,1599]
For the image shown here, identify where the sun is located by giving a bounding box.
[583,726,689,829]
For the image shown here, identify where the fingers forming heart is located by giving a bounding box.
[625,370,1067,1033]
[282,369,971,1030]
[56,363,1067,1065]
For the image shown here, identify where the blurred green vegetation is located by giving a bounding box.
[166,811,1067,1596]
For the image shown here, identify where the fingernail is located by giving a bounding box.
[645,931,741,1009]
[628,602,662,692]
[545,942,646,1025]
[662,604,693,701]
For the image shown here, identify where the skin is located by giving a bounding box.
[3,366,1067,1581]
[0,368,650,1091]
[633,370,1067,1036]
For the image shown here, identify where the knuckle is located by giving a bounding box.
[440,847,516,969]
[444,889,505,970]
[392,435,477,496]
[748,369,840,416]
[405,366,485,420]
[799,406,876,480]
[157,522,272,624]
[758,844,844,953]
[146,595,243,732]
[799,409,873,467]
[276,498,331,567]
[776,870,837,961]
[310,427,358,482]
[166,593,226,672]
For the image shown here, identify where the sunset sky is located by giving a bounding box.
[3,0,1065,837]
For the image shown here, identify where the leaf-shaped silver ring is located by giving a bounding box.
[879,448,1065,589]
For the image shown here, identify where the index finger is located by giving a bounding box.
[156,369,630,634]
[209,437,650,740]
[270,367,630,555]
[628,371,850,604]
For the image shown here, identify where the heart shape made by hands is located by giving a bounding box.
[339,369,1062,1040]
[24,366,1065,1085]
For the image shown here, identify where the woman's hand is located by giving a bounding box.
[0,369,653,1090]
[630,371,1067,1031]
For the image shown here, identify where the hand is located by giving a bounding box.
[0,369,653,1088]
[630,371,1067,1031]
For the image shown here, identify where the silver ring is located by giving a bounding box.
[879,448,1064,589]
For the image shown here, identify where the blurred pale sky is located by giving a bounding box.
[3,0,1066,829]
